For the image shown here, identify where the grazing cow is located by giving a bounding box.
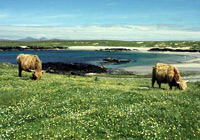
[152,63,188,90]
[17,54,43,80]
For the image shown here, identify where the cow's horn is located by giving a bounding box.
[29,69,35,72]
[176,81,180,84]
[185,80,189,83]
[42,70,46,73]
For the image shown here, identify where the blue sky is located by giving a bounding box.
[0,0,200,40]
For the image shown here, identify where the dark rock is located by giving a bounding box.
[98,48,131,52]
[100,57,132,65]
[42,62,107,75]
[103,58,120,63]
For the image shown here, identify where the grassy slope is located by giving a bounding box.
[0,40,200,49]
[0,63,200,139]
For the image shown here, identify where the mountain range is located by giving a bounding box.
[0,37,64,41]
[17,37,49,41]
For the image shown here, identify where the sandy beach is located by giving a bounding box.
[68,46,200,74]
[68,46,150,52]
[123,53,200,75]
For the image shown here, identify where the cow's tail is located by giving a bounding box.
[17,54,22,64]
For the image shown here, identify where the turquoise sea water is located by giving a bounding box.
[0,50,194,69]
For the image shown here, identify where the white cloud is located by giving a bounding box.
[0,13,8,18]
[0,25,200,41]
[40,14,80,19]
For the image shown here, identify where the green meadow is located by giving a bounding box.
[0,40,200,49]
[0,63,200,139]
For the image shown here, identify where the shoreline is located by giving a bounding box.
[68,46,200,75]
[1,45,200,74]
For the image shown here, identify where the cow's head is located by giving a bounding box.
[30,70,44,80]
[177,80,188,90]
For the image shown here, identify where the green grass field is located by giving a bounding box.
[0,40,200,49]
[0,63,200,139]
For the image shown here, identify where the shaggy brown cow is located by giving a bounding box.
[152,63,188,90]
[17,54,43,80]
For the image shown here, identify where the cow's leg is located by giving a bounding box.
[18,65,22,77]
[169,84,172,90]
[152,78,156,88]
[157,82,161,88]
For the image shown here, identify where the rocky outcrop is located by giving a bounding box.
[42,62,107,75]
[149,48,200,53]
[98,48,132,52]
[100,57,132,65]
[0,46,68,51]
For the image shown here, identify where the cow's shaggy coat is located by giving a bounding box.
[17,54,43,80]
[152,63,187,90]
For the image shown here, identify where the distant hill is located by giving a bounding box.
[0,37,61,41]
[18,37,48,41]
[18,37,38,41]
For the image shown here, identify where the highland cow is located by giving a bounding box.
[152,63,188,90]
[17,54,43,80]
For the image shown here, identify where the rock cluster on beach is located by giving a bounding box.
[98,48,132,52]
[149,48,200,53]
[100,57,132,65]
